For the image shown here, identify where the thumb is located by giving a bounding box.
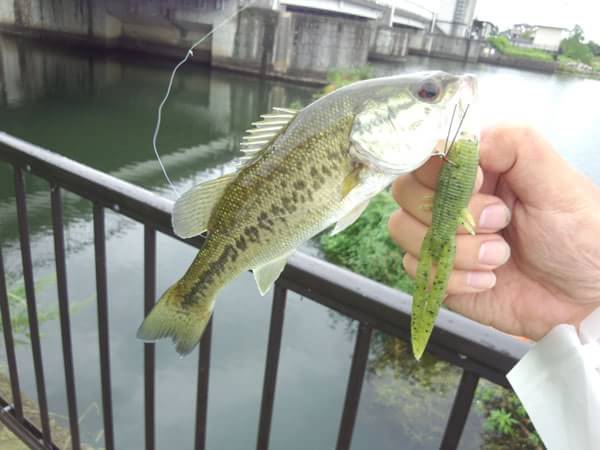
[479,126,580,209]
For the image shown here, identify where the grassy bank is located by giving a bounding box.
[558,55,600,79]
[488,36,554,62]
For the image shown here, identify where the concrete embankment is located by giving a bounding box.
[0,0,562,81]
[0,0,375,84]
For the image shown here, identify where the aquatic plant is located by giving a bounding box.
[1,274,91,345]
[475,383,543,449]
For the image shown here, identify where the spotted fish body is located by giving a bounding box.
[138,72,476,355]
[411,137,480,360]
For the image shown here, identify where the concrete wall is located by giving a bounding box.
[369,26,408,62]
[283,11,371,79]
[409,32,481,62]
[0,0,217,61]
[0,0,112,38]
[213,7,372,83]
[212,7,278,74]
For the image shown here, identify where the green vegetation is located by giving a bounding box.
[0,275,95,449]
[321,191,414,294]
[557,25,600,78]
[319,65,373,96]
[560,25,593,66]
[1,274,91,344]
[487,36,554,62]
[476,383,543,449]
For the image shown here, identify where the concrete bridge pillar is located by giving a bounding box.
[369,26,409,62]
[212,6,373,84]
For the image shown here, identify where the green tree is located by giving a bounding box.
[588,40,600,56]
[560,25,593,65]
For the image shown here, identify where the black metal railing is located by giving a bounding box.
[0,131,530,450]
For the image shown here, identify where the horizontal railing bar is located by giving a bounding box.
[439,370,480,449]
[335,322,372,450]
[14,166,53,445]
[0,248,23,419]
[51,185,82,450]
[0,132,187,244]
[0,396,59,450]
[279,253,529,387]
[0,132,529,385]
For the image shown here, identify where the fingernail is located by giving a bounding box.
[479,240,511,266]
[467,271,496,289]
[479,204,510,229]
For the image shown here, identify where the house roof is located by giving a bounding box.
[533,25,569,31]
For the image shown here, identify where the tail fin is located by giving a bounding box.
[137,283,215,356]
[411,231,455,360]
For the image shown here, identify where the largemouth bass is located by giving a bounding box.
[411,135,480,360]
[138,71,476,355]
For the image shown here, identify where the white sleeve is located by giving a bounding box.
[507,307,600,450]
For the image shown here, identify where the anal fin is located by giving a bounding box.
[253,252,292,296]
[331,200,370,236]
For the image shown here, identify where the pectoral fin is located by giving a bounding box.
[331,200,370,236]
[253,252,292,296]
[172,173,235,238]
[341,166,363,199]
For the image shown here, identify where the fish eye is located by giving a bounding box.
[416,80,442,103]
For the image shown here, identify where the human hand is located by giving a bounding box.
[388,125,600,340]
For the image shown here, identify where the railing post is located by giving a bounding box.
[14,167,52,446]
[256,284,287,450]
[194,317,213,450]
[93,204,115,450]
[335,322,372,450]
[0,247,23,419]
[439,370,480,450]
[144,226,157,450]
[51,184,81,450]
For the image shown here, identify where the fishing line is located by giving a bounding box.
[443,104,457,155]
[447,104,470,153]
[152,0,256,196]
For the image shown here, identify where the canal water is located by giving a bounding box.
[0,34,599,450]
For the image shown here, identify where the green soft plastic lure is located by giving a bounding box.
[411,136,480,360]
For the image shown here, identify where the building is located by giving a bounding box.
[435,0,478,37]
[531,25,569,52]
[505,23,568,52]
[472,19,498,39]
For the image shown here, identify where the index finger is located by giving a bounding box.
[413,155,484,193]
[414,156,444,189]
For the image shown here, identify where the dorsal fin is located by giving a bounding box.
[172,173,236,238]
[233,107,298,168]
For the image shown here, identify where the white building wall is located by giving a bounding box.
[533,28,566,52]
